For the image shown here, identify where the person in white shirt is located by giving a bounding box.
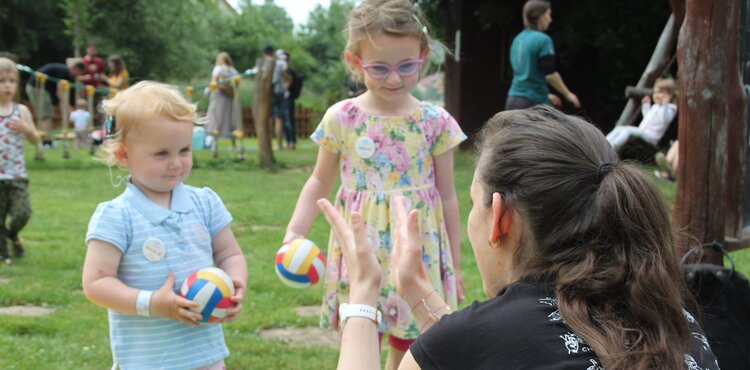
[70,98,91,149]
[606,78,677,153]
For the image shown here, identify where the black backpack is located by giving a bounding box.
[681,242,750,370]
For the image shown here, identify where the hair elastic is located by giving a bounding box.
[108,166,125,187]
[411,14,428,35]
[596,163,613,182]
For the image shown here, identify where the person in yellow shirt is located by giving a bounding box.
[102,55,129,96]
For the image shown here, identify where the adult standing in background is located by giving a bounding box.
[25,59,85,147]
[283,51,303,150]
[81,41,105,89]
[505,0,580,110]
[271,49,291,151]
[206,51,241,150]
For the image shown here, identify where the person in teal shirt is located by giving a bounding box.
[506,0,581,110]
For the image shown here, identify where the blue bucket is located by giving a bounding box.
[192,126,206,150]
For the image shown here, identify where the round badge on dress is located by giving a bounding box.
[355,136,376,159]
[142,237,166,262]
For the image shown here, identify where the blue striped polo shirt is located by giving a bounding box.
[86,181,233,370]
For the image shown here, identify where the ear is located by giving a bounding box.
[113,142,129,167]
[420,47,430,61]
[344,52,361,70]
[489,192,512,244]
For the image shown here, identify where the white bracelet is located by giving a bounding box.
[136,290,153,317]
[339,303,382,327]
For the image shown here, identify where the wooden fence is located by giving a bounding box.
[241,105,321,138]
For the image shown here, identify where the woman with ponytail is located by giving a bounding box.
[319,105,719,369]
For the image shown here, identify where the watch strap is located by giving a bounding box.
[339,303,382,326]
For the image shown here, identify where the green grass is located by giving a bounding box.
[0,140,748,369]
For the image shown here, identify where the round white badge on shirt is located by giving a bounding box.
[355,136,376,159]
[142,237,166,262]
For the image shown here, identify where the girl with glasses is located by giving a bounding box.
[283,1,466,368]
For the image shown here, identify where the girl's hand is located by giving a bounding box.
[6,116,33,136]
[317,198,381,306]
[222,278,246,322]
[150,273,202,326]
[392,196,432,297]
[455,270,466,304]
[642,95,652,105]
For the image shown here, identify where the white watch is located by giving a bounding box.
[339,303,382,326]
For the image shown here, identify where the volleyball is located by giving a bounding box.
[275,238,325,288]
[180,267,235,323]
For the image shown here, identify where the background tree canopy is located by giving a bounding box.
[1,0,671,125]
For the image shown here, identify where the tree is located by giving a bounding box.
[672,0,747,259]
[298,0,355,107]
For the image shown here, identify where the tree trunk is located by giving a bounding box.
[253,56,276,168]
[674,0,747,262]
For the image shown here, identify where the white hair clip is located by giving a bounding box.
[412,14,428,35]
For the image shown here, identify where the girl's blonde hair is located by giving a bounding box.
[215,52,234,67]
[99,81,198,166]
[0,57,20,102]
[344,0,434,79]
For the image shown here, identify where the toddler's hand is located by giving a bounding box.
[641,95,652,105]
[150,273,202,326]
[222,278,246,322]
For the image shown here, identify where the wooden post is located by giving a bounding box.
[253,55,276,168]
[673,0,747,262]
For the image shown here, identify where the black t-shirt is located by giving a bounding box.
[410,280,719,370]
[26,63,74,105]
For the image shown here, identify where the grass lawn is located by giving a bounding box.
[0,139,748,369]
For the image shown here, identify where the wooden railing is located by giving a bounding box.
[241,105,322,138]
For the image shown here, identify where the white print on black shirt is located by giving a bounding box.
[684,354,709,370]
[539,297,557,306]
[692,332,710,352]
[560,332,592,354]
[547,310,563,321]
[586,358,604,370]
[682,309,696,324]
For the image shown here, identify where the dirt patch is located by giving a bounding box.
[259,327,340,348]
[0,276,11,284]
[0,305,55,317]
[294,305,320,317]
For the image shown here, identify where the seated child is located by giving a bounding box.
[82,81,247,369]
[606,78,677,153]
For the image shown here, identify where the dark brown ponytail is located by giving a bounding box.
[475,105,690,369]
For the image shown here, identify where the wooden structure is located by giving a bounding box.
[252,55,276,168]
[672,0,748,259]
[241,105,320,138]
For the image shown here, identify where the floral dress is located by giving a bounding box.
[311,99,466,340]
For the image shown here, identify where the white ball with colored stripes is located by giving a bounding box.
[179,267,235,323]
[275,238,326,288]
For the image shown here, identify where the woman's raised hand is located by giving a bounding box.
[316,199,382,306]
[392,196,432,298]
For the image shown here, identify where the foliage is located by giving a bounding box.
[0,0,74,70]
[296,0,356,109]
